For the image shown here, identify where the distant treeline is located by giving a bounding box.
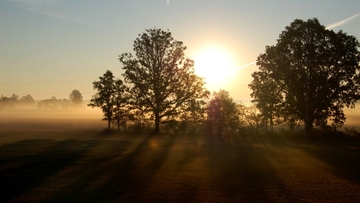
[0,89,84,110]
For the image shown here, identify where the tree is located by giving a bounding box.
[238,104,263,136]
[88,70,128,130]
[69,89,83,108]
[119,28,209,133]
[20,95,35,104]
[206,90,240,138]
[0,94,19,109]
[19,95,36,108]
[177,99,207,135]
[251,18,360,136]
[112,79,131,131]
[37,97,70,110]
[249,65,282,133]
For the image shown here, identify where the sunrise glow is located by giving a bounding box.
[193,46,238,91]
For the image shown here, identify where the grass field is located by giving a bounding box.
[1,117,360,202]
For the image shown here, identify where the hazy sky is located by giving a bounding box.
[1,0,360,102]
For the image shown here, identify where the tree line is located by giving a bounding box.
[0,89,84,110]
[89,18,360,137]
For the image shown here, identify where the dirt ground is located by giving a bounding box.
[1,111,360,202]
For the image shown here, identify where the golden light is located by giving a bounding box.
[193,46,238,91]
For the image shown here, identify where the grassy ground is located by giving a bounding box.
[0,119,360,202]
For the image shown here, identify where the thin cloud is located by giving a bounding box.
[232,61,256,74]
[166,0,170,6]
[238,61,256,70]
[7,0,57,8]
[326,13,360,29]
[8,0,97,27]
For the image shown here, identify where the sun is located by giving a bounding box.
[193,46,238,91]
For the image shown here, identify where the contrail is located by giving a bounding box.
[232,61,256,74]
[238,61,256,70]
[326,13,360,29]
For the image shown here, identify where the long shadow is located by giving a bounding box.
[46,134,176,202]
[109,134,176,202]
[0,139,99,202]
[4,134,331,202]
[204,140,296,202]
[47,139,134,203]
[299,139,360,184]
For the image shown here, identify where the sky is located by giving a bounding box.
[1,0,360,102]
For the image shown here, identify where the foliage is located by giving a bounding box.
[37,97,71,110]
[19,95,35,106]
[250,18,360,135]
[0,94,19,109]
[161,99,207,135]
[344,127,359,137]
[119,28,209,133]
[178,99,208,135]
[88,70,129,130]
[206,90,240,137]
[112,79,131,131]
[248,65,282,133]
[69,89,83,108]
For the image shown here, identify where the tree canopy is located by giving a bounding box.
[206,90,240,137]
[69,89,83,108]
[119,28,209,133]
[249,18,360,134]
[88,70,128,130]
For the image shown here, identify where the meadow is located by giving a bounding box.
[0,113,360,203]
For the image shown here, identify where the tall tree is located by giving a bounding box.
[206,90,240,137]
[249,63,282,133]
[88,70,128,130]
[112,79,131,131]
[251,18,360,135]
[119,28,209,133]
[69,89,83,108]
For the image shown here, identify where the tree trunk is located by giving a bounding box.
[154,111,160,134]
[305,117,313,139]
[106,107,112,130]
[270,114,274,133]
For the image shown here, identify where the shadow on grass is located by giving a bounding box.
[204,142,296,202]
[4,133,360,202]
[0,139,99,202]
[299,139,360,184]
[43,133,177,202]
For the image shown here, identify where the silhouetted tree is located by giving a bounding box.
[119,28,209,133]
[59,98,71,109]
[249,67,282,133]
[19,95,36,108]
[37,97,70,110]
[88,70,129,130]
[69,89,83,108]
[206,90,240,138]
[238,104,263,136]
[0,94,19,109]
[20,95,35,104]
[177,99,207,135]
[112,79,131,131]
[251,18,360,136]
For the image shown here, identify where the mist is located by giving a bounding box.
[0,106,104,140]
